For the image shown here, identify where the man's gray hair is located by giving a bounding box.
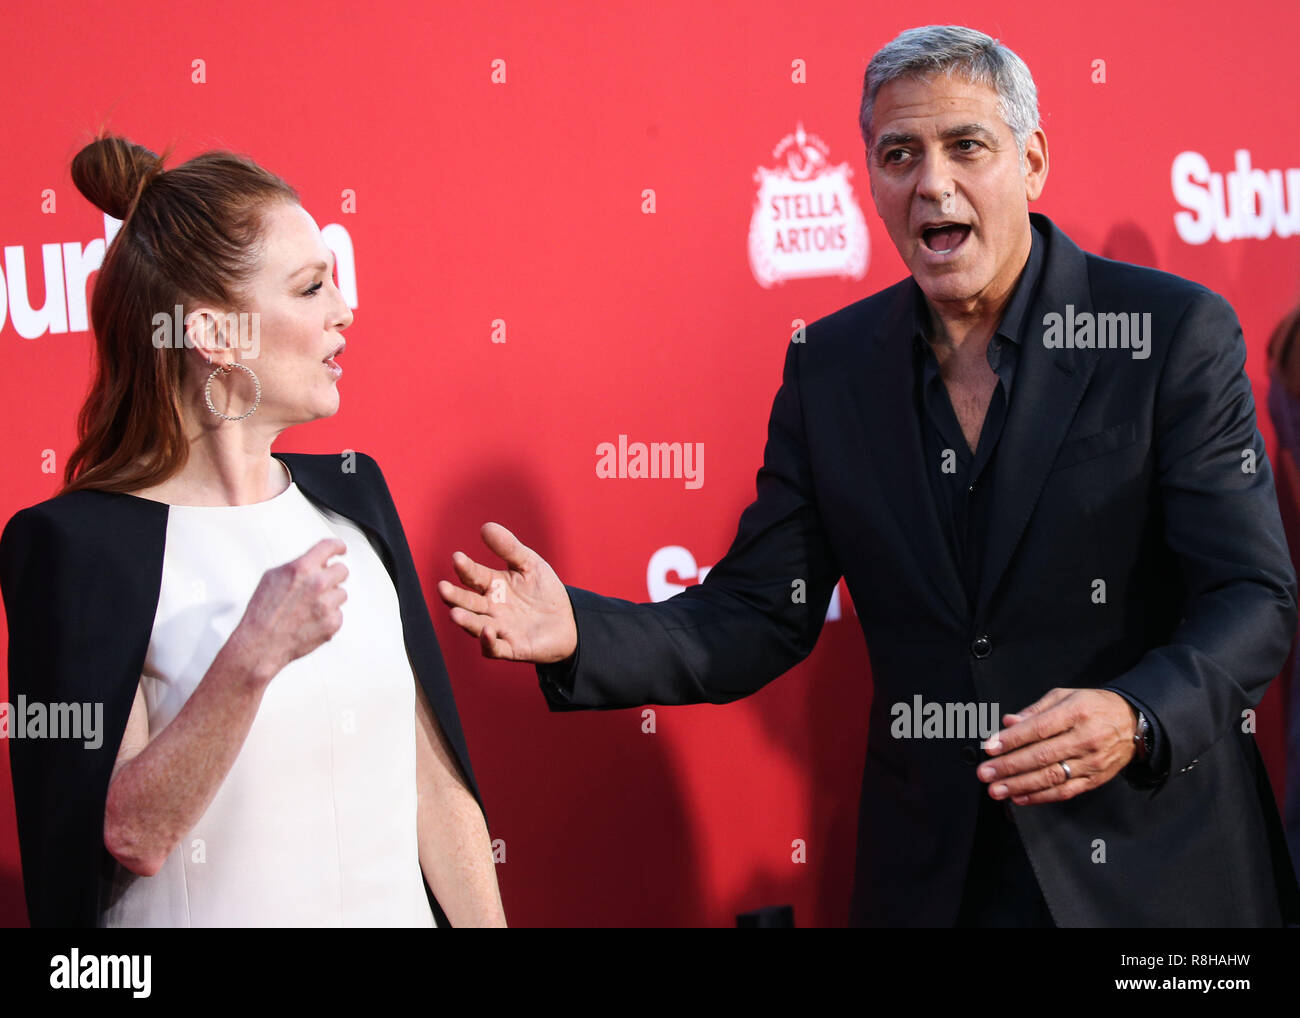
[859,26,1040,157]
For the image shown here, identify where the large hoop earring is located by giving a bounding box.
[204,361,262,422]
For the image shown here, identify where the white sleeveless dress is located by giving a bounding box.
[99,463,436,927]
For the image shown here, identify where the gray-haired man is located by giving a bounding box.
[441,25,1300,926]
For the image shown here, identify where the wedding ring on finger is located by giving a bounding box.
[1059,760,1073,782]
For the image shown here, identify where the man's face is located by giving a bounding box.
[866,72,1047,315]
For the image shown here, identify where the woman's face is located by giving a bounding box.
[201,201,353,428]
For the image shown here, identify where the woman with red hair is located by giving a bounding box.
[0,135,504,927]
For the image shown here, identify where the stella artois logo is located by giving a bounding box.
[748,123,869,288]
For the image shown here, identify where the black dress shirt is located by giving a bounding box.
[910,230,1040,609]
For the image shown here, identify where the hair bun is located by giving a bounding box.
[71,134,164,221]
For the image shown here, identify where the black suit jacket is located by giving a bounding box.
[538,212,1300,926]
[0,451,483,927]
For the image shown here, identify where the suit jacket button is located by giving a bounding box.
[961,745,979,764]
[971,635,992,658]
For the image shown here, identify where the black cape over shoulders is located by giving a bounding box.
[0,451,484,928]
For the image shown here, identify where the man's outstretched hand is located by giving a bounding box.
[437,522,578,664]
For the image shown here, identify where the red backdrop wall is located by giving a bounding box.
[1,0,1298,927]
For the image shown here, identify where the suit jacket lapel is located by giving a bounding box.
[973,215,1101,623]
[852,287,969,624]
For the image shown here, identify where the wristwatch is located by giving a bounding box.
[1132,708,1153,763]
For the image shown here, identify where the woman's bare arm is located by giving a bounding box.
[103,537,348,876]
[104,631,273,875]
[414,680,506,927]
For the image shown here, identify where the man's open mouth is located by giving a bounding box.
[921,224,971,254]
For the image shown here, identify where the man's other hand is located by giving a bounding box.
[976,688,1138,805]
